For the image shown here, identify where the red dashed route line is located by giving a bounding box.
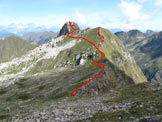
[98,27,105,46]
[67,21,106,96]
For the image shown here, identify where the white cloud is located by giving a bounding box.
[0,14,69,28]
[138,0,152,3]
[74,11,87,24]
[155,0,162,6]
[0,5,159,33]
[138,0,162,6]
[122,23,135,30]
[138,0,146,3]
[119,0,150,21]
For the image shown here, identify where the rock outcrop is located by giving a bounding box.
[58,21,80,36]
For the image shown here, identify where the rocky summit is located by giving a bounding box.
[59,22,80,36]
[0,22,161,122]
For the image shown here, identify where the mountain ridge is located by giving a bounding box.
[22,31,58,44]
[0,22,147,84]
[116,29,162,82]
[0,22,150,121]
[0,35,37,63]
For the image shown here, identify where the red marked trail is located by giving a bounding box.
[67,21,106,96]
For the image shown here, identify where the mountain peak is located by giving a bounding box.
[128,29,143,35]
[58,21,80,36]
[146,29,156,35]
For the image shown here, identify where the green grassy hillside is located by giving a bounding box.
[27,26,146,84]
[0,36,37,63]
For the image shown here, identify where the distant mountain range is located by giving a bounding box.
[0,23,60,36]
[22,31,58,44]
[115,29,148,49]
[0,26,124,45]
[116,29,162,82]
[146,29,157,35]
[0,30,15,38]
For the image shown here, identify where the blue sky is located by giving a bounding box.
[0,0,162,31]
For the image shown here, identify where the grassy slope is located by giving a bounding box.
[26,27,146,84]
[0,36,37,63]
[78,82,162,122]
[0,65,101,121]
[99,28,147,84]
[0,68,160,121]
